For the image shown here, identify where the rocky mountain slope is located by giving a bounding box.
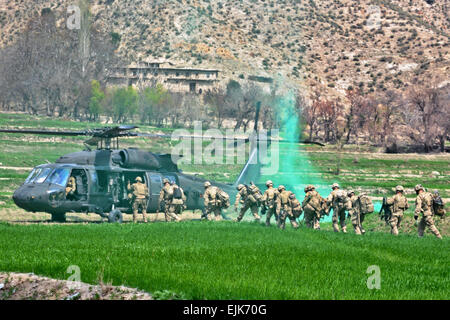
[1,0,448,100]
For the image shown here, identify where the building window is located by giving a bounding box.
[190,83,196,93]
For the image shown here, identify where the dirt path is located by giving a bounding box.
[0,272,152,300]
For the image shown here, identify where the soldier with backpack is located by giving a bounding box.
[432,190,446,220]
[157,178,181,222]
[171,183,186,216]
[347,190,373,235]
[414,184,442,239]
[302,185,323,230]
[261,180,279,226]
[203,181,229,221]
[385,185,408,236]
[234,184,261,223]
[326,183,350,233]
[276,185,299,230]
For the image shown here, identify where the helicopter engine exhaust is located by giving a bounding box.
[118,148,162,170]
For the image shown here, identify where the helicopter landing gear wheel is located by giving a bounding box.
[108,209,123,224]
[51,213,66,223]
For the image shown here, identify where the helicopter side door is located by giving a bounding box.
[147,174,162,212]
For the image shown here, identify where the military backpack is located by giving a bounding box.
[217,188,230,208]
[358,194,374,214]
[432,194,446,218]
[173,187,183,200]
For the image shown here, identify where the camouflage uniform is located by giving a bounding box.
[289,194,303,220]
[276,186,299,230]
[234,184,261,222]
[414,184,442,239]
[158,179,181,222]
[302,185,322,230]
[65,176,76,200]
[204,181,223,221]
[385,186,409,236]
[326,183,350,233]
[347,191,365,235]
[127,177,148,223]
[261,180,279,226]
[171,183,186,216]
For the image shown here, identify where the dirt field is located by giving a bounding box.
[0,272,152,300]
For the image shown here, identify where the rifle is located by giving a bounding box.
[159,200,166,213]
[201,207,208,220]
[260,204,267,216]
[379,197,392,225]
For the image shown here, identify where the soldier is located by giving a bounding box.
[127,176,149,223]
[414,184,442,239]
[203,181,224,221]
[276,185,299,230]
[65,175,76,200]
[385,186,409,236]
[289,193,303,221]
[302,185,322,230]
[347,190,365,235]
[261,180,279,226]
[326,183,350,233]
[171,183,186,216]
[157,178,181,222]
[432,190,446,219]
[234,184,261,222]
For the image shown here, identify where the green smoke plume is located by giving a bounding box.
[259,88,333,222]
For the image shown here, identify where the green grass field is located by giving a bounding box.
[0,113,449,299]
[0,221,448,300]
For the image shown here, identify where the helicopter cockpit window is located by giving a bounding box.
[25,168,41,184]
[47,168,70,187]
[34,167,53,184]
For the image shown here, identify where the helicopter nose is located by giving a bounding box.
[13,186,49,212]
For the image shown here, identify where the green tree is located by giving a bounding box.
[139,84,170,126]
[88,80,104,121]
[111,86,138,123]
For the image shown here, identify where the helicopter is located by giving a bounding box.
[1,109,325,223]
[0,125,252,223]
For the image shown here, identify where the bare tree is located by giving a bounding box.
[302,90,321,140]
[405,83,448,152]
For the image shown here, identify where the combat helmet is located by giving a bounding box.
[414,184,424,192]
[135,176,142,182]
[204,181,211,188]
[332,183,340,189]
[289,193,296,200]
[163,178,170,184]
[265,180,273,187]
[278,185,285,192]
[347,190,355,196]
[395,185,404,193]
[237,184,245,191]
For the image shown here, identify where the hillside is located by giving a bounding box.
[0,0,449,100]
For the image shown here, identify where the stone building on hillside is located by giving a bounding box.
[107,61,220,94]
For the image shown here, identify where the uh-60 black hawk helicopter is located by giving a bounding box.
[0,125,252,223]
[1,118,324,223]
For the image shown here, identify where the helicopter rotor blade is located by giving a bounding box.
[0,128,90,136]
[0,127,325,147]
